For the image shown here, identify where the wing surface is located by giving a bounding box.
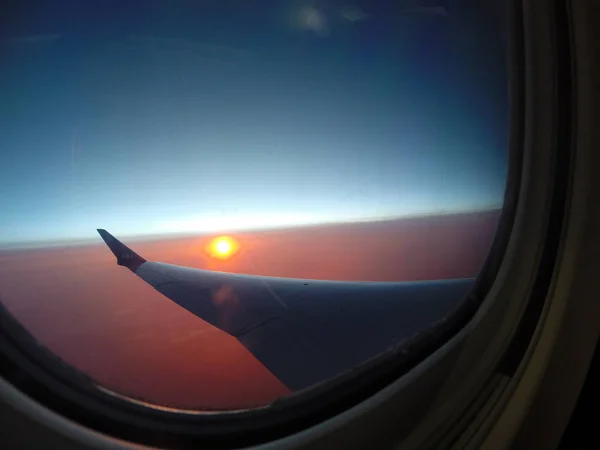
[98,229,474,390]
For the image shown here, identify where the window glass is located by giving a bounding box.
[0,0,507,410]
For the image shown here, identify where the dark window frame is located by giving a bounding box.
[0,0,574,448]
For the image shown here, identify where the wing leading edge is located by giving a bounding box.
[97,229,475,391]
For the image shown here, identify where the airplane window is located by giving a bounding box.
[0,0,508,411]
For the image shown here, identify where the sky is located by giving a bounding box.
[0,0,508,245]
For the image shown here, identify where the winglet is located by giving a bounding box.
[97,229,147,272]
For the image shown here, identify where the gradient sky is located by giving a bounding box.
[0,0,508,245]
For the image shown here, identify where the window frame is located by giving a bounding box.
[0,0,580,448]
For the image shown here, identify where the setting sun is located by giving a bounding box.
[206,236,240,260]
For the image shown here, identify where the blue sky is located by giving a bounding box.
[0,1,508,245]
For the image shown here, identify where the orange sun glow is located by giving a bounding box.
[205,236,240,260]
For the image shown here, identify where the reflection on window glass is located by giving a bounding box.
[0,1,507,410]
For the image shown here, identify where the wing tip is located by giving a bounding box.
[96,229,146,271]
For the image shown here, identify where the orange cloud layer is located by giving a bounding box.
[0,210,500,409]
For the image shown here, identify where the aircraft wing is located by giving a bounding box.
[97,229,474,391]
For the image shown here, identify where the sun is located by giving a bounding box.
[215,239,231,254]
[206,236,239,260]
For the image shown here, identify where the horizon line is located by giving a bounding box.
[0,207,502,251]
